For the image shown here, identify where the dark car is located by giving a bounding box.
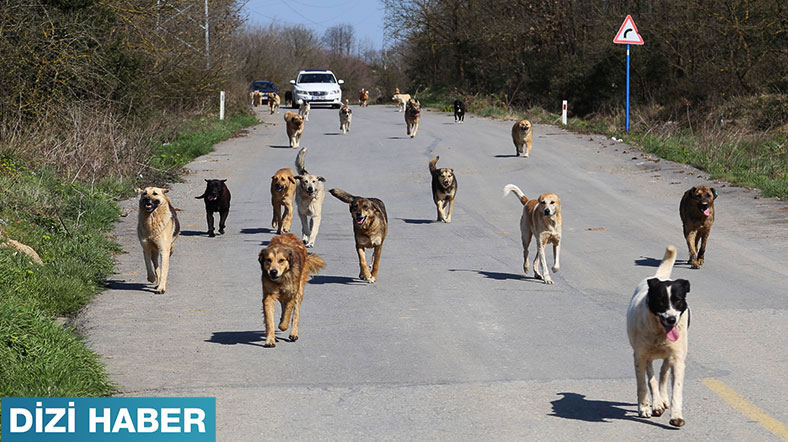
[249,81,279,107]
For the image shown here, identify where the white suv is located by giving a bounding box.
[290,69,344,108]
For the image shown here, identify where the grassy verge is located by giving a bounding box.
[0,113,258,400]
[419,89,787,199]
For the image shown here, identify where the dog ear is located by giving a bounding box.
[195,194,205,199]
[286,249,294,267]
[449,169,455,174]
[161,188,169,194]
[295,175,303,181]
[258,250,265,266]
[676,279,690,294]
[647,278,662,291]
[220,179,227,183]
[689,186,697,194]
[204,179,210,182]
[288,176,297,184]
[271,175,277,180]
[318,176,325,182]
[711,187,717,198]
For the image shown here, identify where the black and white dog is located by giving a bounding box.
[195,179,231,237]
[453,100,466,123]
[626,245,690,428]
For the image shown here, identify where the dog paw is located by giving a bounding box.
[366,277,376,283]
[697,258,704,265]
[147,274,156,283]
[669,418,685,427]
[552,265,559,273]
[208,232,215,237]
[638,406,652,418]
[305,242,314,248]
[155,286,165,294]
[652,401,669,417]
[689,260,700,269]
[524,154,529,158]
[263,341,276,348]
[289,334,299,342]
[543,278,554,285]
[218,229,225,235]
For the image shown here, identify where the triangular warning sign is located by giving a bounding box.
[613,15,644,45]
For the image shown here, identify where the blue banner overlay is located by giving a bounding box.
[1,397,215,441]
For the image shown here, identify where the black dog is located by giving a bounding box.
[453,100,466,123]
[195,179,231,237]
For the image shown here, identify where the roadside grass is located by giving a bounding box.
[419,89,787,199]
[0,113,258,400]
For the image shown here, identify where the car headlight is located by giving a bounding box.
[295,89,305,94]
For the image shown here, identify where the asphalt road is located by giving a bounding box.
[81,103,787,440]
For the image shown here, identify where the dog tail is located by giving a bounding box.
[429,156,439,174]
[655,245,677,279]
[306,253,326,275]
[295,147,308,175]
[329,188,355,204]
[503,184,528,205]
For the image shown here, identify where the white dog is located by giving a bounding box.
[392,93,411,112]
[339,99,352,134]
[299,101,310,122]
[626,245,690,428]
[294,148,325,248]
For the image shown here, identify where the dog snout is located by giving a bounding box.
[268,269,279,278]
[664,315,677,326]
[306,186,314,194]
[355,211,363,218]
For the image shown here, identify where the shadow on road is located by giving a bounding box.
[387,136,408,139]
[398,218,434,224]
[309,275,363,285]
[634,256,661,267]
[205,331,297,347]
[240,228,274,234]
[549,392,678,430]
[103,280,156,293]
[179,230,205,237]
[268,145,293,149]
[494,154,520,158]
[448,269,534,282]
[323,132,342,136]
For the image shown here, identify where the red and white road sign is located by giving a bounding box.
[613,15,644,45]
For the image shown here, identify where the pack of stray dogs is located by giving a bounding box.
[136,89,719,428]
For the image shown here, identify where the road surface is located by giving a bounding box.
[81,104,788,440]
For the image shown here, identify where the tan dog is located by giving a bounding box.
[392,93,411,112]
[679,185,717,268]
[284,111,305,148]
[339,99,353,134]
[429,156,457,223]
[359,88,369,107]
[405,98,421,138]
[271,168,297,234]
[251,91,263,107]
[294,148,326,248]
[137,187,180,293]
[503,184,562,284]
[259,233,325,347]
[627,245,690,427]
[511,120,533,157]
[329,188,388,283]
[267,92,280,114]
[299,100,310,122]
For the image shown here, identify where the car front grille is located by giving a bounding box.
[307,91,328,96]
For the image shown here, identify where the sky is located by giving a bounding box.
[242,0,388,50]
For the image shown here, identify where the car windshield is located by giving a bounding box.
[253,82,274,89]
[298,73,335,84]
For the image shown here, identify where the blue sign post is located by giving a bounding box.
[613,15,644,133]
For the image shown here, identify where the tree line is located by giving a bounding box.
[382,0,787,122]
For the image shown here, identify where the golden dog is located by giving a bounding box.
[429,156,457,223]
[259,233,325,347]
[271,168,297,234]
[679,185,717,268]
[251,90,263,107]
[359,88,369,107]
[405,98,421,138]
[329,188,388,283]
[511,120,533,157]
[137,187,180,293]
[284,111,305,148]
[503,184,562,284]
[339,99,352,134]
[267,92,280,114]
[392,92,411,112]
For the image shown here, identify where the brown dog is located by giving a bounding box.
[271,168,297,234]
[429,156,457,223]
[405,98,421,138]
[268,92,280,114]
[679,185,717,269]
[504,184,562,284]
[259,233,325,347]
[329,188,388,283]
[284,111,305,148]
[359,88,369,107]
[251,91,263,107]
[511,120,533,157]
[137,187,180,293]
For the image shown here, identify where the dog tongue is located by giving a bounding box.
[703,208,711,216]
[665,326,679,342]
